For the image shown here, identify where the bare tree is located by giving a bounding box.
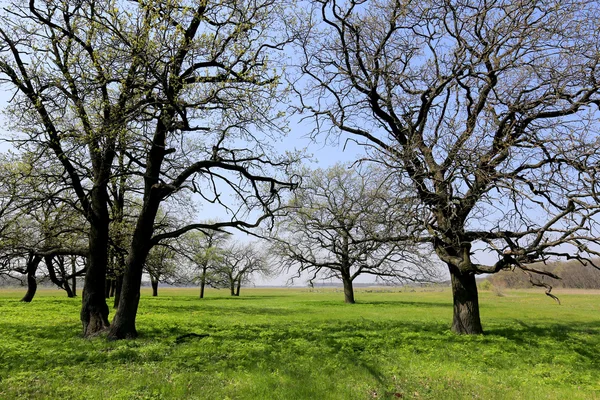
[295,0,600,333]
[271,163,438,303]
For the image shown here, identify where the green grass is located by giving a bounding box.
[0,287,599,399]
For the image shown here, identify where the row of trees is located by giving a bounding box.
[1,0,599,337]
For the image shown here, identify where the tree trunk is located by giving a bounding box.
[230,280,236,296]
[108,197,160,340]
[449,265,483,335]
[104,279,111,298]
[21,254,42,303]
[113,275,123,309]
[45,255,75,298]
[199,269,206,299]
[340,237,355,304]
[342,275,355,304]
[80,204,111,337]
[151,278,158,297]
[235,279,241,296]
[57,256,75,298]
[63,279,75,298]
[107,113,173,340]
[71,256,77,297]
[109,279,116,297]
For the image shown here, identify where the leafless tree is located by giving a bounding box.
[271,163,439,303]
[295,0,600,333]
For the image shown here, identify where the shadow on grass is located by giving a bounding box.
[486,320,600,362]
[145,294,290,302]
[358,300,451,308]
[143,302,303,317]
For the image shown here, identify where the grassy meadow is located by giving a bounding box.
[0,287,599,400]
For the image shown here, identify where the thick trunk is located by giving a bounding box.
[21,254,42,303]
[449,265,483,334]
[235,280,241,296]
[108,198,160,340]
[342,275,355,304]
[151,278,158,297]
[230,280,236,296]
[105,279,112,298]
[340,239,355,304]
[80,207,110,337]
[108,112,171,340]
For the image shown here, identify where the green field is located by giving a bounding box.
[0,287,599,399]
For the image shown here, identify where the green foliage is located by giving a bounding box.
[0,288,599,399]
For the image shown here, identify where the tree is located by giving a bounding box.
[0,0,297,339]
[0,0,152,335]
[179,229,229,299]
[0,154,88,301]
[105,0,297,339]
[144,243,177,297]
[213,242,271,296]
[271,163,438,303]
[296,0,600,333]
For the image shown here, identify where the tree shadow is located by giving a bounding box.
[358,300,452,308]
[143,302,304,317]
[485,320,600,364]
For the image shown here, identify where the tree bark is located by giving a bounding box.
[199,278,206,298]
[105,279,111,298]
[342,274,355,304]
[199,268,207,299]
[71,256,77,297]
[63,279,75,298]
[108,194,160,339]
[151,278,158,297]
[113,275,123,309]
[21,254,42,303]
[449,265,483,334]
[80,200,111,337]
[109,279,116,297]
[235,279,241,296]
[230,280,236,296]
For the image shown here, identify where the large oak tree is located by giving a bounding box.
[295,0,600,333]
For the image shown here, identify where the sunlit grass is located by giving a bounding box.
[0,287,599,399]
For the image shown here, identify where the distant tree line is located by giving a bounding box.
[485,260,600,290]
